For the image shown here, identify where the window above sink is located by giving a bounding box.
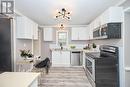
[56,30,68,46]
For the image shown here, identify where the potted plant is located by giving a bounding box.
[92,43,97,50]
[70,45,76,49]
[20,50,33,60]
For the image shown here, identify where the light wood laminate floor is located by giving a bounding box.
[36,67,92,87]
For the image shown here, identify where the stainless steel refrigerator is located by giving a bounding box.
[0,18,13,72]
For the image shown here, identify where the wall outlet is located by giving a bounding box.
[23,43,26,47]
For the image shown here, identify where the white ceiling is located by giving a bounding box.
[15,0,121,26]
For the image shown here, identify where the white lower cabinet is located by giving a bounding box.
[52,51,70,67]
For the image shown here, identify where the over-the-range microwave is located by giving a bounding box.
[93,23,121,39]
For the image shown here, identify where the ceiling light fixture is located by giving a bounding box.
[59,24,64,29]
[56,8,71,20]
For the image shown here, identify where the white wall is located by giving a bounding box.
[124,12,130,67]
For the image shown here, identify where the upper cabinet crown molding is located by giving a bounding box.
[16,16,38,40]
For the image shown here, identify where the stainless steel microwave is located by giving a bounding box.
[93,27,100,39]
[93,23,121,39]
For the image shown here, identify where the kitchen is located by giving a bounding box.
[0,0,130,87]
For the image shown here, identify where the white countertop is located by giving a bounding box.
[51,48,100,53]
[17,59,34,64]
[83,49,100,53]
[0,72,40,87]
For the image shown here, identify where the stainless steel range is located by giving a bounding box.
[85,45,119,87]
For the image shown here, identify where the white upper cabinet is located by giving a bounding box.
[92,15,102,30]
[43,27,54,41]
[91,7,123,30]
[79,27,89,40]
[89,23,93,40]
[16,16,38,40]
[87,7,123,40]
[71,27,89,40]
[16,17,32,39]
[100,7,123,25]
[33,22,38,40]
[71,27,79,40]
[88,7,123,39]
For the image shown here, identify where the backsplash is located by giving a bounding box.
[89,39,123,47]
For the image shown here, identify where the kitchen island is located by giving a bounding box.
[0,72,40,87]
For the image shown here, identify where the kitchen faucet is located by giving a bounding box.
[60,43,63,50]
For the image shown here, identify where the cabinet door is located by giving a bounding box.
[52,51,70,67]
[71,27,89,40]
[52,51,61,66]
[89,24,93,40]
[100,13,105,25]
[61,51,70,66]
[108,7,123,23]
[33,23,38,40]
[26,18,33,39]
[16,17,26,38]
[44,28,53,41]
[101,7,123,25]
[71,27,79,40]
[16,16,34,39]
[78,27,89,40]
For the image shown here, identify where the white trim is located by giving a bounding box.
[11,18,17,72]
[121,11,125,87]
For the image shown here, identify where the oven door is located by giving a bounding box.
[85,56,95,81]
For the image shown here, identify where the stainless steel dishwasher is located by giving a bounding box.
[71,51,80,66]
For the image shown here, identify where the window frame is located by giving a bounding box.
[56,30,68,46]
